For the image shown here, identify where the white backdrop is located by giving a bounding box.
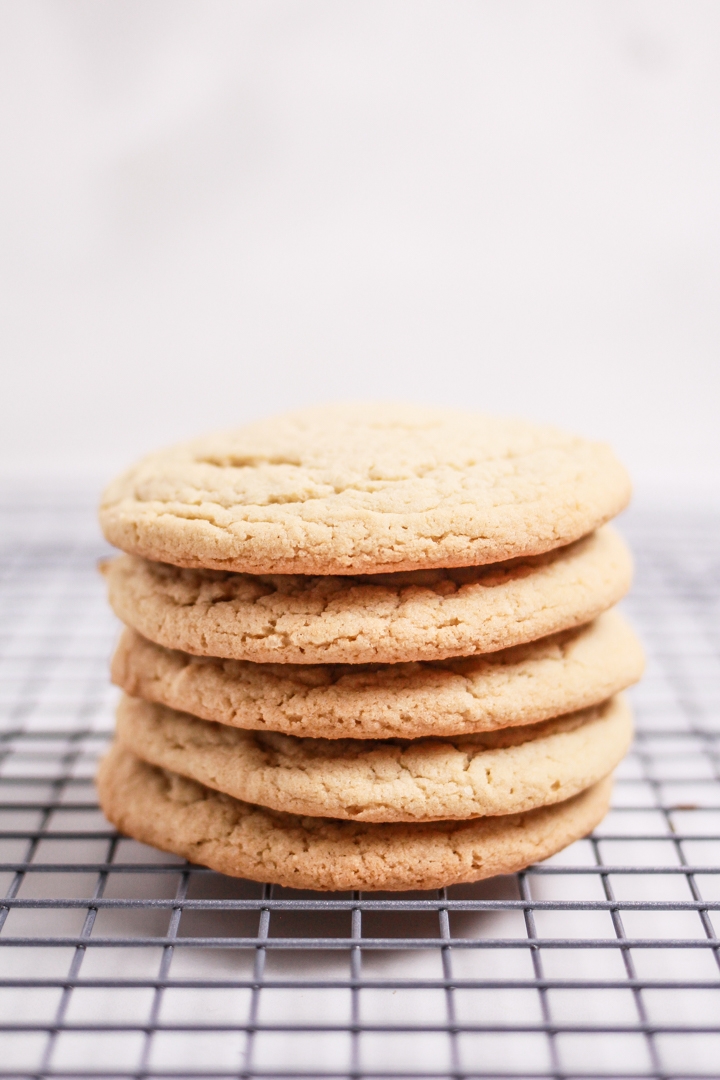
[1,0,719,500]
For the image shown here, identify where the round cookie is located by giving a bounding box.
[111,611,643,739]
[115,693,631,822]
[103,525,632,665]
[99,404,631,575]
[96,744,614,891]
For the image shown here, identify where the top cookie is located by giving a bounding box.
[99,404,631,574]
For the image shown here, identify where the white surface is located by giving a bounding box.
[1,0,719,498]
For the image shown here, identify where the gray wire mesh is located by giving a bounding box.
[1,483,719,1079]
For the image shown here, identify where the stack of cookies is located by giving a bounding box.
[96,404,643,891]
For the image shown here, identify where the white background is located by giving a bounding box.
[1,0,719,500]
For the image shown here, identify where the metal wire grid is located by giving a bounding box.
[1,487,719,1079]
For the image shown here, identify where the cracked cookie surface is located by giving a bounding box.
[96,744,613,891]
[99,404,631,575]
[103,526,632,664]
[116,692,630,822]
[111,610,643,739]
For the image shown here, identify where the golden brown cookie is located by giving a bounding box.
[99,404,631,575]
[103,526,632,665]
[111,611,643,739]
[115,692,631,822]
[96,743,613,891]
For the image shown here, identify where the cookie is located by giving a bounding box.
[99,404,631,575]
[96,743,613,891]
[103,525,631,665]
[111,610,643,739]
[115,692,630,822]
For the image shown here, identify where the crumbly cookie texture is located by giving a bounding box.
[96,744,613,891]
[116,693,629,822]
[111,611,643,739]
[103,526,631,665]
[99,404,631,575]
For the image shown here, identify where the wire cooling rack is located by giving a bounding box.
[0,484,719,1079]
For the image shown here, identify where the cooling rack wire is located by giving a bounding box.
[0,482,719,1079]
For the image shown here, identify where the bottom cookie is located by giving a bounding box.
[97,744,612,891]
